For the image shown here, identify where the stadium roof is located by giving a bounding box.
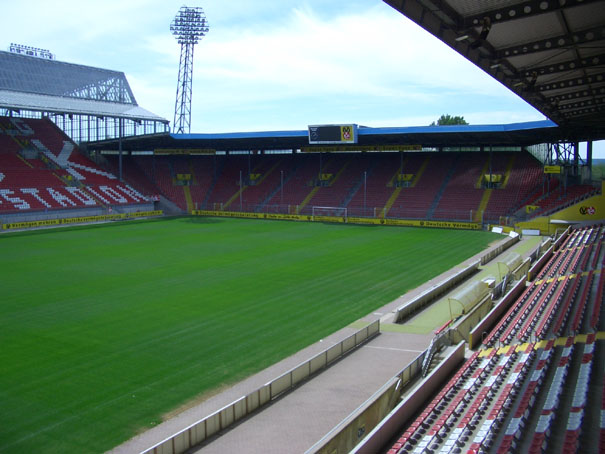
[0,50,167,123]
[383,0,605,141]
[91,119,562,152]
[0,88,165,122]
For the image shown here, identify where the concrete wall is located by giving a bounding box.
[394,261,480,323]
[140,321,380,454]
[480,235,519,266]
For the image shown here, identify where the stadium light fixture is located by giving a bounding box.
[171,6,210,134]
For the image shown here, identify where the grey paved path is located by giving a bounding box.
[192,332,429,454]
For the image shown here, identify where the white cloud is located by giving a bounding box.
[1,0,545,135]
[185,3,542,132]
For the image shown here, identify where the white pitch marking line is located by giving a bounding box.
[365,346,424,353]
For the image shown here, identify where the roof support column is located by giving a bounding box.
[587,141,593,181]
[573,141,579,177]
[118,117,123,182]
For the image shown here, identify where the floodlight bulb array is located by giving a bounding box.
[171,6,210,45]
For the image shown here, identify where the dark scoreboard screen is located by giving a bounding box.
[308,124,358,145]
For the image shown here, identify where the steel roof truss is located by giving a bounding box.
[495,25,605,59]
[462,0,603,28]
[520,53,605,77]
[538,72,605,92]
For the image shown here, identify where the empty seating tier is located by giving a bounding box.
[1,116,149,214]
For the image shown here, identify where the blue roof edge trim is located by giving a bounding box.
[357,120,557,135]
[171,120,557,141]
[172,130,307,140]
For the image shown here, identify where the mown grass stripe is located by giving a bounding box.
[0,217,497,453]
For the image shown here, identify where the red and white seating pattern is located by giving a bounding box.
[1,116,148,213]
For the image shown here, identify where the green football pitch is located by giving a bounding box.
[0,217,498,453]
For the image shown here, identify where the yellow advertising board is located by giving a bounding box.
[192,210,480,230]
[2,210,163,230]
[544,165,562,174]
[484,174,502,183]
[301,144,422,153]
[155,148,215,155]
[397,174,414,182]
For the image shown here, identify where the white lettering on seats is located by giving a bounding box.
[85,187,111,204]
[46,188,77,207]
[66,167,85,181]
[116,185,147,202]
[57,141,74,165]
[65,187,98,206]
[8,118,34,136]
[99,186,128,203]
[0,189,30,210]
[69,162,117,179]
[20,188,52,208]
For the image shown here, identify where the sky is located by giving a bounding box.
[1,0,603,157]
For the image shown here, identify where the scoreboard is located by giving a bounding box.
[308,124,358,145]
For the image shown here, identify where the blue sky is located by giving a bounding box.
[2,0,604,157]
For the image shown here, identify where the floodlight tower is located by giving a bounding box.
[171,6,209,134]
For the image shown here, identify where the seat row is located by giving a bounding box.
[498,340,559,452]
[535,276,577,339]
[592,270,605,330]
[482,283,537,347]
[530,336,595,454]
[497,278,558,345]
[485,226,603,348]
[566,271,594,334]
[535,233,575,281]
[388,344,537,454]
[515,278,569,343]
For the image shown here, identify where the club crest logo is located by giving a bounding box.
[341,126,352,141]
[579,206,596,215]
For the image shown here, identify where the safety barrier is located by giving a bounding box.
[527,245,553,281]
[553,226,571,250]
[468,278,527,349]
[140,320,380,454]
[480,234,519,266]
[394,261,480,323]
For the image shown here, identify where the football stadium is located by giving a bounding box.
[1,2,605,454]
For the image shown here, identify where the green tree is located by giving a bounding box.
[430,114,469,126]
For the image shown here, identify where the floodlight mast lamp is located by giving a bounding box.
[171,6,209,134]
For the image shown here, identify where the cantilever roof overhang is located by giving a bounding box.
[382,0,605,142]
[90,119,562,152]
[0,89,167,122]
